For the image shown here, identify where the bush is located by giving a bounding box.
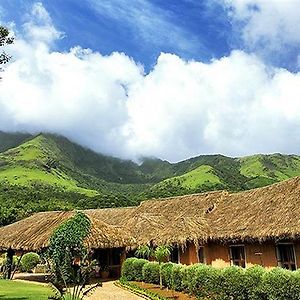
[244,265,265,300]
[181,264,199,293]
[260,267,300,300]
[20,252,40,272]
[220,266,246,300]
[161,262,174,288]
[122,257,300,300]
[170,263,185,291]
[121,258,148,281]
[142,262,160,284]
[189,264,222,299]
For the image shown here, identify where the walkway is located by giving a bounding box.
[88,281,144,300]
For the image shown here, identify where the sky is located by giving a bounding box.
[0,0,300,162]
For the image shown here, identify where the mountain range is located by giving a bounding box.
[1,131,300,226]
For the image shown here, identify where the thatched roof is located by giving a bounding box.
[85,207,136,226]
[208,177,300,242]
[1,177,300,250]
[0,211,135,251]
[123,191,224,247]
[86,178,300,245]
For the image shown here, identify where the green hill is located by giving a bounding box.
[1,132,300,226]
[141,154,300,199]
[0,131,32,153]
[0,133,150,225]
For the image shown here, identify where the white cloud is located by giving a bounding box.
[223,0,300,53]
[23,2,63,43]
[1,2,300,162]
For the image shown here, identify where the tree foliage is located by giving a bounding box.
[0,26,14,72]
[47,212,100,300]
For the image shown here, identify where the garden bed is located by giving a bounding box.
[133,281,196,300]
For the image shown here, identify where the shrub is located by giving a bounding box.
[171,264,185,291]
[182,264,200,293]
[133,258,148,281]
[142,262,160,284]
[121,258,147,281]
[161,262,174,288]
[220,266,246,300]
[122,257,300,300]
[244,265,265,300]
[189,264,222,299]
[260,267,300,300]
[20,252,40,273]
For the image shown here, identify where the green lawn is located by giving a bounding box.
[0,279,53,300]
[161,165,222,189]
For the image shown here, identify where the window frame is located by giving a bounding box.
[229,244,246,268]
[276,242,297,270]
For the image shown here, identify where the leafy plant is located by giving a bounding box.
[135,245,154,259]
[154,245,171,289]
[20,252,40,272]
[142,262,160,284]
[46,212,100,300]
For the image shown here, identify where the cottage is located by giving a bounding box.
[0,211,134,277]
[1,176,300,275]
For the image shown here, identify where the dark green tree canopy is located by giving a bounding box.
[0,26,14,69]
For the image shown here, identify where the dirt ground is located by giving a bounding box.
[133,281,197,300]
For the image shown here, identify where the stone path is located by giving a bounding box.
[87,281,144,300]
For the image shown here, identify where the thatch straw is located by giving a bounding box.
[208,176,300,242]
[0,211,135,251]
[0,211,74,251]
[84,215,135,249]
[123,191,225,247]
[1,177,300,251]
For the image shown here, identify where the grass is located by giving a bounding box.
[0,135,99,197]
[0,279,53,300]
[0,166,99,197]
[159,165,222,189]
[239,154,300,184]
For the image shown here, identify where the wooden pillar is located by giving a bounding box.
[5,247,15,280]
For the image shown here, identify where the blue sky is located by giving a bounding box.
[0,0,235,70]
[1,0,300,161]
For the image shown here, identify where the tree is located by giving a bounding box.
[154,245,171,290]
[0,26,14,72]
[47,212,100,300]
[135,245,153,259]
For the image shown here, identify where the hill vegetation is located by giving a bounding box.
[1,132,300,225]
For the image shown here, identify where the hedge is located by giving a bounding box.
[121,258,300,300]
[121,258,148,281]
[142,262,160,284]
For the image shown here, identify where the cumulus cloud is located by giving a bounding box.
[1,2,300,161]
[223,0,300,66]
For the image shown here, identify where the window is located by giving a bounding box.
[198,246,205,264]
[276,243,297,270]
[229,245,246,268]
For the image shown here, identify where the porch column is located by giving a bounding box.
[5,247,14,280]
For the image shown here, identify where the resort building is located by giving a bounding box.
[1,176,300,276]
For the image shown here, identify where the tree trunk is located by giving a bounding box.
[159,263,163,289]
